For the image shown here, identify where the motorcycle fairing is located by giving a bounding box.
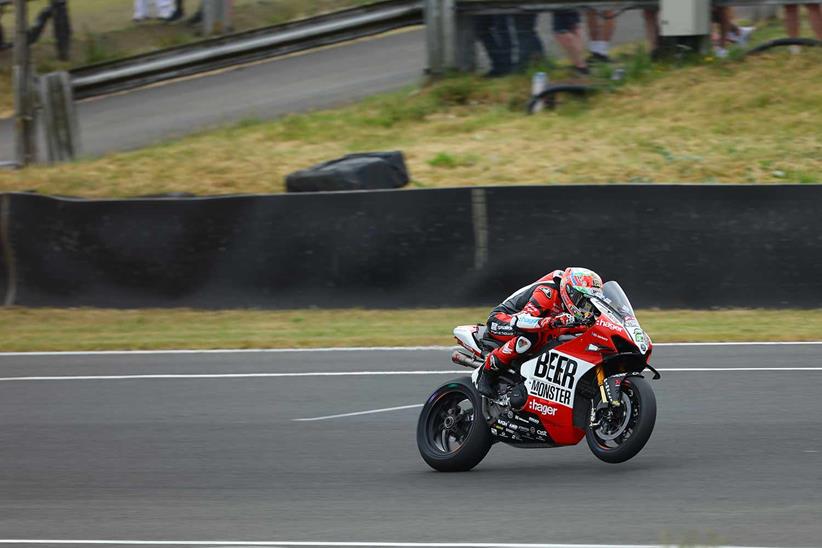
[519,348,597,445]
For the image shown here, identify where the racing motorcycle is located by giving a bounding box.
[417,280,661,472]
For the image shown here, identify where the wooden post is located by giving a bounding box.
[424,0,443,74]
[13,0,36,167]
[202,0,216,36]
[441,0,457,70]
[39,71,80,163]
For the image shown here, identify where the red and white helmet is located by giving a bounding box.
[559,267,604,322]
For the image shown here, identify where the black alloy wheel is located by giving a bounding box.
[417,377,492,472]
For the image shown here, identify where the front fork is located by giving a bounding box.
[589,365,623,428]
[596,365,622,407]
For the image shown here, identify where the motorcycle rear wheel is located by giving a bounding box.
[586,375,657,464]
[417,377,492,472]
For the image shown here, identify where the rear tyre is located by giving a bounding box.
[417,377,492,472]
[586,375,657,464]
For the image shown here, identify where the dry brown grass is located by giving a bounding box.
[1,48,820,195]
[2,307,820,351]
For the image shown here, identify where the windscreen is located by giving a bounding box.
[599,281,636,320]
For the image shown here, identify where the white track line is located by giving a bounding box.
[1,341,822,357]
[0,542,793,548]
[0,370,464,382]
[0,367,821,383]
[293,404,424,422]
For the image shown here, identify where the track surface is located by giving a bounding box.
[0,12,651,161]
[1,344,820,547]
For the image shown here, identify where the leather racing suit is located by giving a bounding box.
[484,270,588,373]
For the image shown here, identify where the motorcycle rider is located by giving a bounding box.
[477,267,603,398]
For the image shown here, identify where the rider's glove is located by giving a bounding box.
[549,313,577,329]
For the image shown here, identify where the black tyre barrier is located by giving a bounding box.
[3,184,822,309]
[527,84,594,114]
[746,38,822,56]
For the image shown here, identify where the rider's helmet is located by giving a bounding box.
[560,267,604,323]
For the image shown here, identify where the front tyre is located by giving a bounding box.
[417,377,492,472]
[586,375,657,464]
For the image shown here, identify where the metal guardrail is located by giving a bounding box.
[66,0,818,98]
[69,0,424,99]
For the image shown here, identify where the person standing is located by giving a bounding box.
[642,8,660,55]
[512,13,545,71]
[553,10,588,76]
[784,3,822,44]
[586,9,616,62]
[475,14,513,77]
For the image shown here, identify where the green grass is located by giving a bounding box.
[1,34,819,196]
[1,308,820,351]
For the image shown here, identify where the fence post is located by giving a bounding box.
[13,0,37,167]
[39,71,80,163]
[441,0,457,70]
[202,0,233,36]
[424,0,443,74]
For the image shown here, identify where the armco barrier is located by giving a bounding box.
[1,185,821,309]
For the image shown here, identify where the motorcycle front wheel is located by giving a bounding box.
[416,377,491,472]
[586,375,657,464]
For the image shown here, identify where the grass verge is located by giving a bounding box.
[1,27,819,195]
[1,308,820,352]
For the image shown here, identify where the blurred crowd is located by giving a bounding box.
[0,2,821,62]
[132,0,185,22]
[476,4,822,78]
[132,0,225,26]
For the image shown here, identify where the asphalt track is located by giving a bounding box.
[0,343,820,548]
[0,12,651,161]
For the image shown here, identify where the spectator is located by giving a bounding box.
[512,13,544,71]
[642,8,660,55]
[475,14,512,77]
[712,8,754,57]
[784,3,822,45]
[134,0,175,22]
[586,9,615,63]
[553,9,588,76]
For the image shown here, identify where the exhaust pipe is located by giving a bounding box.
[451,347,483,369]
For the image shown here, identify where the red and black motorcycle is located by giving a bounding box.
[417,281,661,472]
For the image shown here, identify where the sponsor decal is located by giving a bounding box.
[537,429,548,437]
[529,378,572,406]
[592,332,609,342]
[633,329,645,343]
[528,399,558,416]
[530,352,578,405]
[597,318,624,332]
[491,321,514,335]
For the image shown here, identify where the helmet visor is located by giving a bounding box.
[566,285,595,317]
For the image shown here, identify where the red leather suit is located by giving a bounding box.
[484,270,586,371]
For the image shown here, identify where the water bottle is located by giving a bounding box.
[531,72,549,113]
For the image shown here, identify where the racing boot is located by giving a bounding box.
[477,337,526,398]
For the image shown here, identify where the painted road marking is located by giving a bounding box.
[0,367,821,383]
[0,541,795,548]
[2,341,822,357]
[293,404,424,422]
